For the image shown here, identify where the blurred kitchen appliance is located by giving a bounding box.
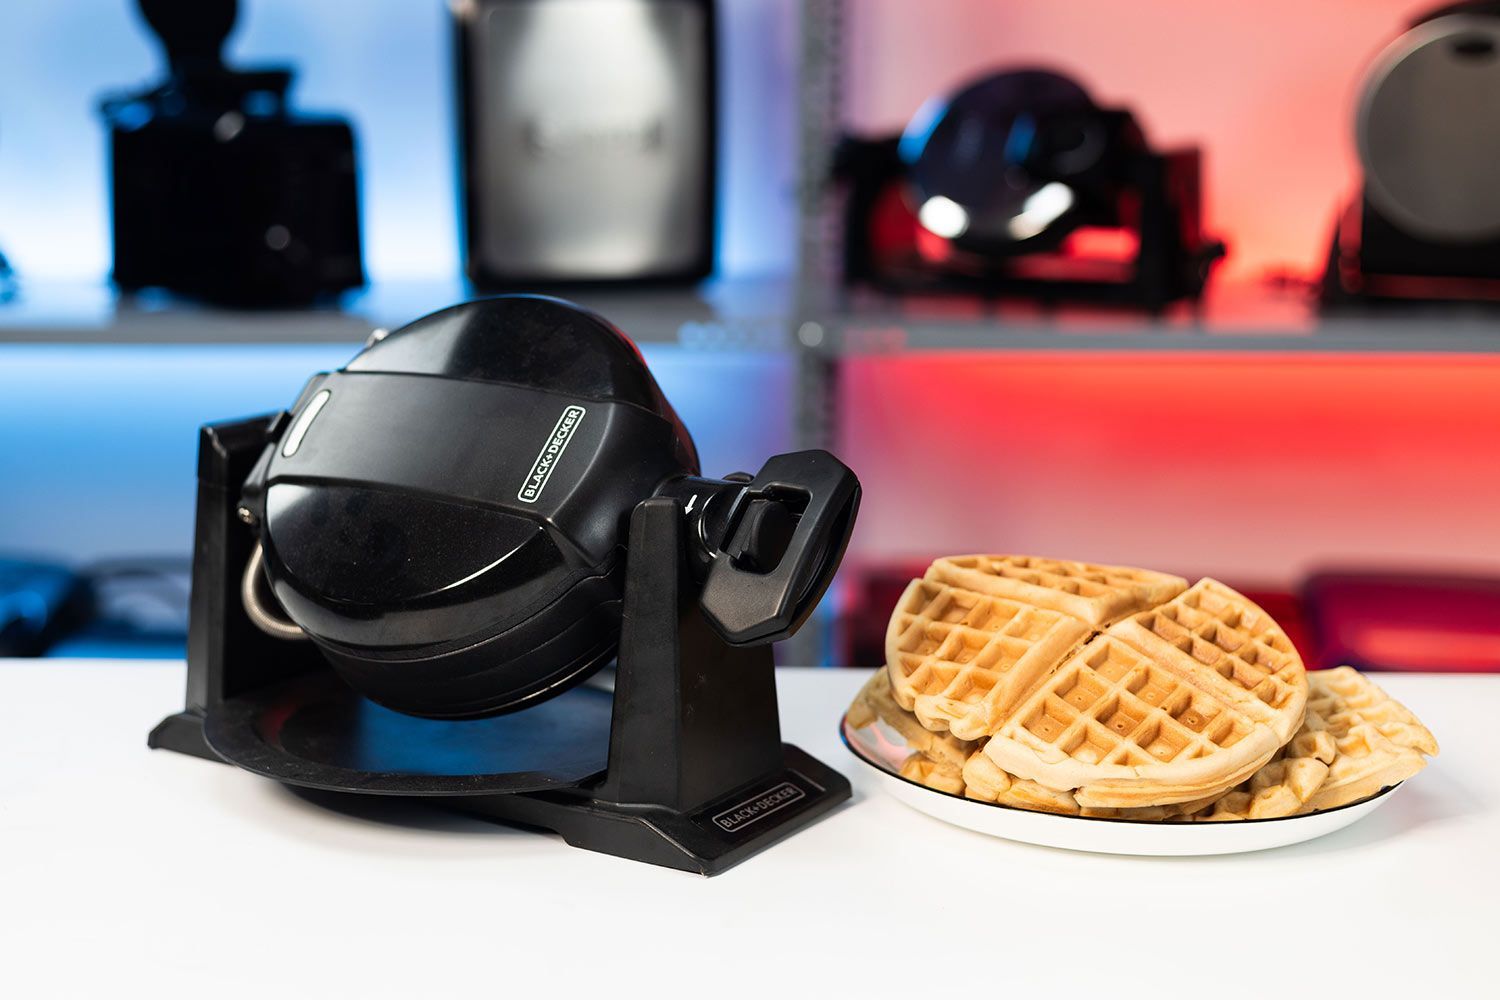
[1304,571,1500,673]
[454,0,716,287]
[100,0,363,307]
[1324,3,1500,305]
[150,296,859,874]
[838,68,1223,311]
[0,559,92,657]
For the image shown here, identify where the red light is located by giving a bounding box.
[1060,226,1139,262]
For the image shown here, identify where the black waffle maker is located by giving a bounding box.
[151,296,860,875]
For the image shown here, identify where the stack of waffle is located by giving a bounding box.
[848,555,1438,821]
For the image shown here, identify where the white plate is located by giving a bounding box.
[841,713,1402,857]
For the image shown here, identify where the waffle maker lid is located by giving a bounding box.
[900,68,1140,254]
[239,295,700,718]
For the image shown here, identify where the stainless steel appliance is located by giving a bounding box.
[454,0,716,286]
[1324,2,1500,305]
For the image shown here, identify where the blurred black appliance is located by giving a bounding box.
[1324,3,1500,306]
[100,0,363,307]
[1304,571,1500,673]
[454,0,716,287]
[838,68,1223,311]
[0,559,92,657]
[150,296,859,875]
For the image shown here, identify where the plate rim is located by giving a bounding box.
[839,712,1401,826]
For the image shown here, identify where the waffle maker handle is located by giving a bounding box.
[695,450,860,646]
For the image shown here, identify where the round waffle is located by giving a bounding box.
[887,558,1310,810]
[852,659,1434,824]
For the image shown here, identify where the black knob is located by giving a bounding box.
[699,450,860,646]
[725,498,795,573]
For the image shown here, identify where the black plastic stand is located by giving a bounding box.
[150,417,850,876]
[1320,191,1500,309]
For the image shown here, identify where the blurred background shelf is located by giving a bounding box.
[0,276,795,349]
[807,281,1500,356]
[11,277,1500,357]
[5,0,1500,671]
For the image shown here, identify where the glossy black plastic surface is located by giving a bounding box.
[204,671,614,793]
[902,69,1144,256]
[152,415,856,875]
[239,295,863,721]
[101,0,363,306]
[243,296,698,718]
[700,450,861,645]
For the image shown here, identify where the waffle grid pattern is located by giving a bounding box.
[1192,729,1338,821]
[929,554,1188,627]
[1012,637,1255,768]
[1312,667,1439,753]
[851,660,1437,823]
[943,554,1164,602]
[1299,667,1439,813]
[886,579,1090,737]
[886,557,1321,807]
[1117,581,1304,722]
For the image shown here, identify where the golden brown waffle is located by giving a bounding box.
[850,661,1436,823]
[1191,728,1338,821]
[885,577,1092,740]
[962,743,1219,820]
[1195,667,1437,819]
[899,754,966,795]
[962,752,1072,812]
[1299,667,1438,813]
[973,578,1308,809]
[926,554,1187,627]
[870,552,1450,817]
[885,560,1311,808]
[852,669,1204,818]
[982,631,1293,809]
[1108,579,1308,745]
[847,669,979,770]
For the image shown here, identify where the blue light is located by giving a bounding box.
[0,0,797,282]
[1003,113,1036,164]
[899,94,949,165]
[0,342,793,566]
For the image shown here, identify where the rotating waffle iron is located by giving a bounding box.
[150,295,860,875]
[1324,2,1500,305]
[837,68,1224,310]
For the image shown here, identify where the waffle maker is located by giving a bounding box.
[150,295,860,875]
[837,68,1224,310]
[1324,2,1500,305]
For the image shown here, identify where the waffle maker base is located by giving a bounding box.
[150,416,851,876]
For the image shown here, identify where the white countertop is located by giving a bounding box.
[1,660,1494,998]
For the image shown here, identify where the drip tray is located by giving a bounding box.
[203,670,612,796]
